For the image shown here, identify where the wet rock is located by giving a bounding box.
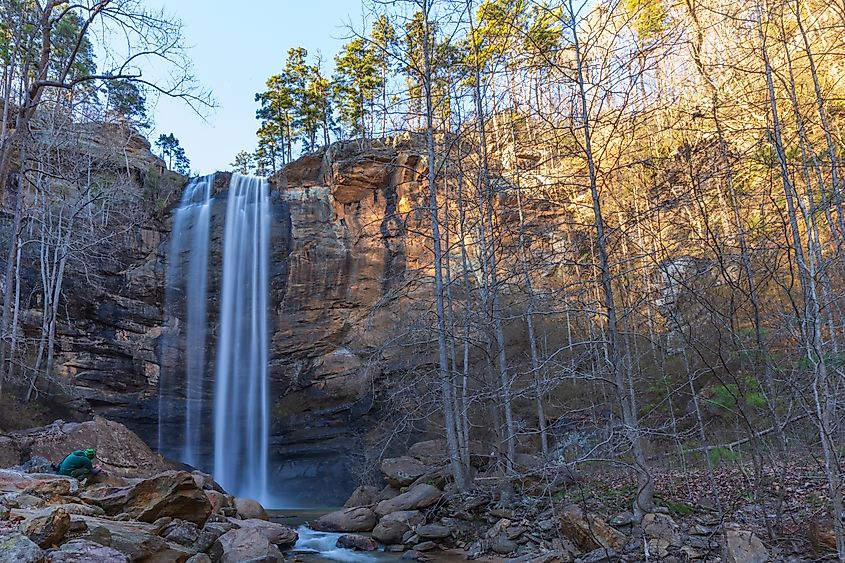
[20,507,70,548]
[344,485,380,508]
[162,519,200,546]
[45,539,129,562]
[559,504,624,552]
[401,550,427,561]
[210,527,283,563]
[185,555,212,563]
[725,529,769,563]
[337,534,379,551]
[372,510,424,544]
[416,523,450,539]
[228,518,297,547]
[312,506,378,532]
[81,471,211,525]
[0,530,44,563]
[233,497,268,520]
[381,457,428,487]
[375,484,442,516]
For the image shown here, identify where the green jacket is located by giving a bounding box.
[57,450,93,476]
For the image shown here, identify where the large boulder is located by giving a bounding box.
[81,471,211,525]
[19,507,70,548]
[558,504,624,552]
[78,517,192,562]
[45,539,129,563]
[210,528,283,563]
[0,470,78,496]
[372,510,424,544]
[192,522,233,553]
[375,484,442,516]
[381,457,428,487]
[312,506,378,532]
[161,519,200,547]
[233,497,267,520]
[343,485,380,508]
[11,418,175,478]
[725,529,769,563]
[228,518,298,548]
[0,530,44,563]
[337,534,379,551]
[408,439,489,467]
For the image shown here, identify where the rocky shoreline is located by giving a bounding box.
[0,417,775,562]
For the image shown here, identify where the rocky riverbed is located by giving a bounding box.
[0,417,782,562]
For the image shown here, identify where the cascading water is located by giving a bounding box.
[159,173,272,505]
[213,174,271,503]
[159,174,214,466]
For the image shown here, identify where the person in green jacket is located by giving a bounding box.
[57,448,101,480]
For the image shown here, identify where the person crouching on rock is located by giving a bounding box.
[57,448,102,482]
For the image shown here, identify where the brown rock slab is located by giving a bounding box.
[210,527,283,563]
[228,518,298,547]
[337,534,379,551]
[376,484,441,516]
[19,507,70,548]
[416,523,450,539]
[372,510,424,544]
[81,471,211,525]
[312,506,378,532]
[725,529,769,563]
[558,504,624,552]
[344,485,380,508]
[233,497,268,520]
[45,539,129,562]
[381,457,428,487]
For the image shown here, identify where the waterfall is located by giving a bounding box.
[159,173,272,505]
[159,174,213,466]
[213,174,271,503]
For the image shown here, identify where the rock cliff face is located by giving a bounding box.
[12,139,436,505]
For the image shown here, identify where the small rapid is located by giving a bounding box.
[292,526,380,562]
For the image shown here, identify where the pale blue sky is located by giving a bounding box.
[150,1,364,174]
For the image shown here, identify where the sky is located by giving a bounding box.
[149,1,364,174]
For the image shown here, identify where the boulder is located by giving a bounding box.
[312,506,378,532]
[381,457,428,487]
[204,491,232,515]
[408,439,489,467]
[0,470,78,496]
[344,485,380,508]
[376,484,442,516]
[78,516,193,562]
[210,528,283,563]
[372,510,424,544]
[416,523,450,539]
[161,519,200,547]
[81,471,211,525]
[0,530,44,563]
[45,539,129,563]
[1,492,45,509]
[185,555,212,563]
[193,522,233,553]
[725,529,769,563]
[233,497,267,520]
[337,534,379,551]
[20,507,70,548]
[12,418,175,479]
[558,504,624,552]
[228,518,297,547]
[50,504,104,517]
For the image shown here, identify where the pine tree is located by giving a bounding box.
[156,133,190,175]
[332,37,379,138]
